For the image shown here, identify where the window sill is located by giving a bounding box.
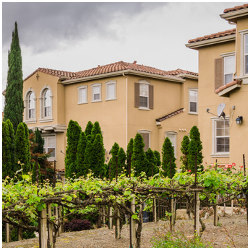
[39,118,53,123]
[105,98,117,102]
[78,102,88,105]
[91,100,102,103]
[188,112,198,115]
[211,153,230,158]
[25,119,37,124]
[138,107,150,111]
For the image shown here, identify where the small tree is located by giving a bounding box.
[132,134,147,176]
[153,150,161,168]
[91,121,102,139]
[145,148,159,177]
[4,22,24,131]
[85,121,93,137]
[188,126,203,173]
[15,122,30,174]
[126,138,134,177]
[91,134,105,178]
[76,132,87,177]
[118,147,126,175]
[109,142,120,180]
[65,120,82,178]
[180,135,190,172]
[2,120,15,178]
[162,137,176,178]
[83,135,93,175]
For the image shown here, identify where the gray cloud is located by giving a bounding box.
[2,2,166,53]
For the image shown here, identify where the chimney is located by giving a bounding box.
[133,60,137,64]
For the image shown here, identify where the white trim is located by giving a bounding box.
[212,117,230,156]
[91,83,102,102]
[240,31,248,78]
[139,81,149,109]
[105,80,116,101]
[188,88,198,114]
[40,86,53,121]
[42,134,56,161]
[78,85,88,104]
[24,88,37,122]
[220,8,248,22]
[125,75,128,146]
[223,53,236,85]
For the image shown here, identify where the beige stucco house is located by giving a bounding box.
[23,61,198,170]
[186,4,248,167]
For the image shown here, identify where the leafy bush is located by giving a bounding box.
[152,231,211,248]
[64,219,92,232]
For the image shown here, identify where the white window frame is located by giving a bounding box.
[42,135,56,161]
[92,83,102,102]
[223,52,235,85]
[211,117,230,157]
[165,131,177,157]
[188,89,198,114]
[243,33,248,76]
[24,89,36,123]
[78,85,88,104]
[139,81,149,109]
[40,86,53,122]
[138,130,151,151]
[105,81,117,101]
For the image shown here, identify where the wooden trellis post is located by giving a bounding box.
[194,191,200,236]
[6,223,10,243]
[58,206,63,234]
[39,207,48,248]
[153,198,157,222]
[48,203,54,248]
[18,227,23,241]
[115,207,121,239]
[108,207,113,229]
[130,197,137,248]
[170,194,174,232]
[102,206,106,226]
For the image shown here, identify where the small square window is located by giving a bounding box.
[139,83,149,108]
[92,84,101,102]
[78,86,87,104]
[189,89,198,113]
[224,55,235,84]
[106,82,116,100]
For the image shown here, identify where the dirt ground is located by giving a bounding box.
[2,214,248,248]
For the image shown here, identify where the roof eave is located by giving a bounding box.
[220,8,248,23]
[186,34,235,50]
[178,74,198,80]
[61,69,184,85]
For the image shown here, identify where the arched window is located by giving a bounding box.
[41,88,52,119]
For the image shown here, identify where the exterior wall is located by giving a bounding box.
[126,76,183,152]
[64,76,127,153]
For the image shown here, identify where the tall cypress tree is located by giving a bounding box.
[180,135,190,172]
[188,126,203,173]
[65,120,82,178]
[15,122,30,174]
[91,121,102,139]
[83,135,93,175]
[76,131,87,177]
[153,150,161,168]
[126,138,134,177]
[92,134,105,178]
[109,142,120,180]
[118,147,126,175]
[4,22,23,131]
[33,128,44,154]
[132,134,147,176]
[162,137,176,178]
[85,121,93,137]
[145,148,159,177]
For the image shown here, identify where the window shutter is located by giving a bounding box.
[134,83,139,108]
[149,85,154,109]
[215,58,224,90]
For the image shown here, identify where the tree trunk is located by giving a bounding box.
[130,198,137,248]
[6,223,10,243]
[194,192,200,236]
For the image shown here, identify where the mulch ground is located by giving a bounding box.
[2,214,248,248]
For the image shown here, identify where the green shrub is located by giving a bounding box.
[152,231,211,248]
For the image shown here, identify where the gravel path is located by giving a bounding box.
[2,214,247,248]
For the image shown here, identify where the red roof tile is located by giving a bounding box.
[215,79,241,94]
[188,29,236,44]
[224,4,248,13]
[156,108,184,122]
[24,61,197,82]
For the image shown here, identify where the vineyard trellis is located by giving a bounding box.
[3,167,247,248]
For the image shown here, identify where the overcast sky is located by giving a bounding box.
[2,1,246,91]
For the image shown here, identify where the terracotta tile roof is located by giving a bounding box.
[24,68,76,81]
[74,61,185,79]
[188,29,236,44]
[24,61,197,81]
[215,79,241,94]
[224,4,248,13]
[164,68,198,77]
[156,108,184,122]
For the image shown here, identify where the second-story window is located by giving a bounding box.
[106,81,116,100]
[189,89,198,113]
[224,54,235,84]
[92,84,101,102]
[78,86,87,104]
[42,88,52,118]
[139,83,149,108]
[244,33,248,75]
[27,91,36,120]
